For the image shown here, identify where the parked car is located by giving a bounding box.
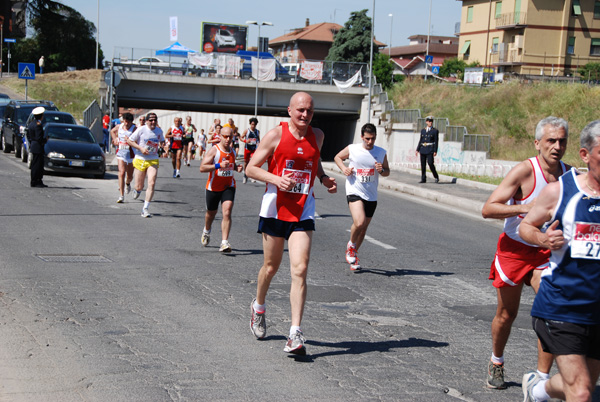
[22,111,77,163]
[215,29,237,48]
[0,93,10,99]
[0,97,12,130]
[0,100,57,158]
[117,56,170,73]
[236,50,294,82]
[38,123,105,178]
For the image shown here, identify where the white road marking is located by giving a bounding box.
[346,230,397,250]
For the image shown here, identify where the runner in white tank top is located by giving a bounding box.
[334,123,390,271]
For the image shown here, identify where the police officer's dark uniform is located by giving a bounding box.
[28,107,47,187]
[416,116,440,183]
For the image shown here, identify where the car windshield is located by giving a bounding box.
[44,114,76,125]
[16,107,37,124]
[47,126,96,143]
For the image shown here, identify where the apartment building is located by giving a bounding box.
[456,0,600,76]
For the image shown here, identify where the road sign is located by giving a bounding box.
[104,70,121,87]
[4,38,15,43]
[432,66,440,75]
[425,55,433,64]
[18,63,35,80]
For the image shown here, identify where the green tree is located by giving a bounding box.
[326,9,378,63]
[11,0,103,72]
[579,63,600,81]
[439,57,481,81]
[373,53,394,89]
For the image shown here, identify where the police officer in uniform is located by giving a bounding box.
[28,107,47,188]
[416,116,440,183]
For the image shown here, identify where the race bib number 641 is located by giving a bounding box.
[571,222,600,259]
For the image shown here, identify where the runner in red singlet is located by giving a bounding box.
[165,117,184,178]
[246,92,337,356]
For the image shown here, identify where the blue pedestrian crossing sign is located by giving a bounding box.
[18,63,36,80]
[432,66,440,75]
[425,55,434,64]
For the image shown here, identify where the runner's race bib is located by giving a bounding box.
[118,139,129,150]
[145,140,158,154]
[356,168,375,183]
[571,222,600,259]
[282,168,311,195]
[217,165,233,177]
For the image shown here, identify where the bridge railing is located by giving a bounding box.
[109,47,368,88]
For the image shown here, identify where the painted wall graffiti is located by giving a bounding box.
[439,143,462,165]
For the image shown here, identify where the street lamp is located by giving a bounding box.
[367,0,375,123]
[388,14,393,57]
[246,21,273,118]
[425,0,432,81]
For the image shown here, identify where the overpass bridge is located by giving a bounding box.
[101,71,369,158]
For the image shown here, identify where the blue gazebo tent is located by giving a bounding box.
[155,42,197,58]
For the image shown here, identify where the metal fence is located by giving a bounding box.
[83,99,101,128]
[463,134,491,155]
[389,109,421,124]
[416,117,449,133]
[108,47,368,88]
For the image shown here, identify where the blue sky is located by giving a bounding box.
[60,1,462,59]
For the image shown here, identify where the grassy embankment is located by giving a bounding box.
[2,69,102,123]
[390,79,600,171]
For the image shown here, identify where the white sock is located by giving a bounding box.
[289,326,301,337]
[203,228,211,234]
[144,201,150,209]
[348,241,356,249]
[536,370,550,380]
[253,300,265,314]
[532,379,550,401]
[221,239,228,245]
[491,354,504,365]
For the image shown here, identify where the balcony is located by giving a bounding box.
[490,48,525,66]
[495,12,528,29]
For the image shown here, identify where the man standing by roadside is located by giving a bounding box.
[482,116,569,390]
[246,92,337,355]
[519,120,600,402]
[334,123,390,271]
[415,116,439,183]
[126,112,165,218]
[199,127,242,252]
[27,107,47,188]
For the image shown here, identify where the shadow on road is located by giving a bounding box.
[355,268,453,278]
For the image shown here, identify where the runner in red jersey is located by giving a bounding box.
[246,92,337,356]
[199,127,242,253]
[165,117,184,178]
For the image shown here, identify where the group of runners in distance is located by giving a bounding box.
[108,91,600,401]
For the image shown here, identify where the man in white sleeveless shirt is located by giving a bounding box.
[481,116,570,390]
[334,123,390,271]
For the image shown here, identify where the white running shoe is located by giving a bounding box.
[284,330,306,355]
[125,183,131,194]
[117,195,124,203]
[141,208,152,218]
[219,241,232,253]
[201,232,210,247]
[176,170,181,178]
[133,190,141,200]
[243,175,247,184]
[346,244,357,264]
[350,257,361,272]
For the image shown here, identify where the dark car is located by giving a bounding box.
[22,111,78,163]
[0,100,57,158]
[36,123,106,179]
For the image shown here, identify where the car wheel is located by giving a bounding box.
[1,132,10,153]
[14,141,21,159]
[27,152,32,169]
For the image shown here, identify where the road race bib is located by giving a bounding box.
[173,133,182,141]
[247,138,257,145]
[118,139,129,150]
[145,140,158,154]
[282,168,311,195]
[217,165,233,177]
[571,222,600,260]
[356,168,375,183]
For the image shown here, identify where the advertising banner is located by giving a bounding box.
[201,22,247,54]
[170,16,178,41]
[300,61,323,80]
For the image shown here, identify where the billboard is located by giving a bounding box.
[201,22,247,54]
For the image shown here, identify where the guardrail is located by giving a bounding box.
[83,99,101,128]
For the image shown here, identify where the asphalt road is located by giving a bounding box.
[0,152,596,401]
